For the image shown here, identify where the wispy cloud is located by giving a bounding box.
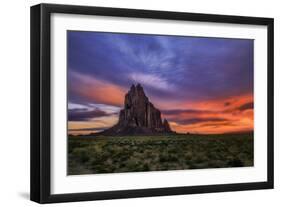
[176,117,229,125]
[69,127,108,132]
[69,71,126,106]
[236,102,254,111]
[128,72,176,92]
[67,31,254,134]
[68,108,116,121]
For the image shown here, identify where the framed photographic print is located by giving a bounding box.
[30,3,274,203]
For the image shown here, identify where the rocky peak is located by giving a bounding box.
[102,84,173,135]
[126,84,146,101]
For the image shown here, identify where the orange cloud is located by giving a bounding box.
[70,72,126,106]
[163,94,253,134]
[68,115,119,135]
[69,72,253,135]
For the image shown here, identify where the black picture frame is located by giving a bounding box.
[30,3,274,204]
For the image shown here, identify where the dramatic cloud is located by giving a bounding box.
[160,94,253,134]
[69,127,108,132]
[68,32,253,103]
[67,31,254,134]
[128,72,176,92]
[68,108,116,121]
[162,109,213,116]
[224,102,231,107]
[68,71,126,106]
[237,102,254,111]
[175,117,229,125]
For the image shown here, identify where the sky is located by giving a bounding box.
[67,31,254,135]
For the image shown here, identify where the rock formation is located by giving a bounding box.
[102,84,173,135]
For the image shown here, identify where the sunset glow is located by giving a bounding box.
[67,31,253,135]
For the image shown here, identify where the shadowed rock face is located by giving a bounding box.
[102,84,173,135]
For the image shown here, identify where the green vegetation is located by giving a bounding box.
[68,133,253,175]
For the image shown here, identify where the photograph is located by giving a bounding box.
[67,31,254,175]
[30,3,274,203]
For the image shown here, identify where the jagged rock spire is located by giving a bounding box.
[102,84,173,135]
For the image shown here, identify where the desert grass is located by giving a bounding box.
[68,133,253,175]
